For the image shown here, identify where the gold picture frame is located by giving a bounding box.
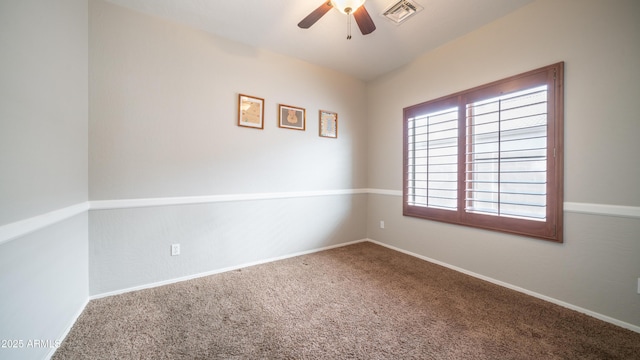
[238,94,264,129]
[278,104,306,131]
[319,110,338,138]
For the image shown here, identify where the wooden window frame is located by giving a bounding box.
[403,62,564,242]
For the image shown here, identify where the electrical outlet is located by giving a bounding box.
[171,244,180,256]
[380,220,385,229]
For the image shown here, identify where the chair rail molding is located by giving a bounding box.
[2,190,637,245]
[0,202,89,245]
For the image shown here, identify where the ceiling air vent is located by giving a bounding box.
[382,0,423,25]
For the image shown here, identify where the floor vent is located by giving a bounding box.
[382,0,424,25]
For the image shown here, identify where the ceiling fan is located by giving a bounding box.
[298,0,376,39]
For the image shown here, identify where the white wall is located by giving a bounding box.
[366,0,640,328]
[0,1,89,359]
[88,0,368,295]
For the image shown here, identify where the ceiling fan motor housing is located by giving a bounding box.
[331,0,366,14]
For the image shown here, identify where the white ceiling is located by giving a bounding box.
[105,0,534,81]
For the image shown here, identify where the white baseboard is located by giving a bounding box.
[90,239,368,300]
[45,296,90,360]
[366,239,640,334]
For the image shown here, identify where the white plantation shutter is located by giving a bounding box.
[465,86,548,221]
[403,63,563,242]
[406,106,458,210]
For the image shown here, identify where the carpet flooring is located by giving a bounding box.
[53,242,640,359]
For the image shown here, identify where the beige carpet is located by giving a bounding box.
[54,242,640,359]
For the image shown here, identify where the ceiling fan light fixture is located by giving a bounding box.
[331,0,366,14]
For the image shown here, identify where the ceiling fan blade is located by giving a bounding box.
[298,1,333,29]
[353,5,376,35]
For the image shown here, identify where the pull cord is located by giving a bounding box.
[347,10,352,39]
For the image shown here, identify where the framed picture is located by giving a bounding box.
[319,110,338,138]
[238,94,264,129]
[278,104,306,131]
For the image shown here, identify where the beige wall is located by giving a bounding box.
[2,2,639,355]
[89,0,367,200]
[0,0,88,225]
[366,0,640,328]
[88,0,369,295]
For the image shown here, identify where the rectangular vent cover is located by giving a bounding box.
[382,0,424,24]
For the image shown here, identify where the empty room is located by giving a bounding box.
[1,0,639,359]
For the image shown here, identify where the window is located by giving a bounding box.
[403,62,563,242]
